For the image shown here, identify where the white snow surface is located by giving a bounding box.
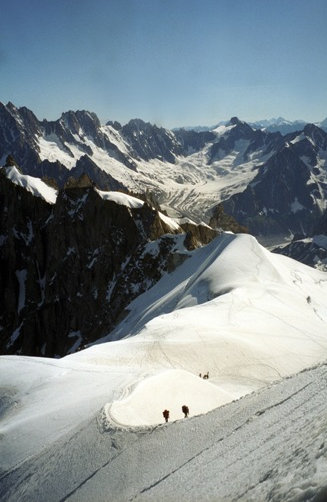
[2,165,57,204]
[35,129,271,221]
[212,123,236,135]
[95,189,181,231]
[107,370,234,427]
[1,233,327,500]
[38,134,84,168]
[96,189,144,208]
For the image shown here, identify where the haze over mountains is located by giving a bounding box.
[178,116,327,135]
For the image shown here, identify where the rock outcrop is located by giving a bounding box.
[222,126,327,237]
[209,204,248,234]
[0,167,218,357]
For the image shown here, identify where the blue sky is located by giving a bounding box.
[1,0,326,127]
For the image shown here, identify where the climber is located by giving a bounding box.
[182,405,189,418]
[163,409,170,423]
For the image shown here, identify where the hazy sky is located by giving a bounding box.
[1,0,326,127]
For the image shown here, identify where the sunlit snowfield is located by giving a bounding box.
[36,122,270,220]
[1,232,327,500]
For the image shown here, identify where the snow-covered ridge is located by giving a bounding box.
[1,165,57,204]
[106,369,234,427]
[2,357,327,501]
[4,102,327,228]
[70,233,327,426]
[96,188,181,231]
[1,233,327,498]
[3,103,275,221]
[212,123,236,135]
[96,189,144,208]
[1,169,182,233]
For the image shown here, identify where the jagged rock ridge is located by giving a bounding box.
[222,125,327,237]
[0,166,220,357]
[1,102,327,239]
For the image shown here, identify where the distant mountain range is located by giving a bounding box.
[2,102,327,502]
[1,101,327,356]
[179,117,327,135]
[251,117,327,135]
[1,101,327,239]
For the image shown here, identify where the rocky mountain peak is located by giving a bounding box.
[124,118,149,131]
[1,102,39,133]
[121,118,181,163]
[303,123,327,149]
[60,109,101,136]
[106,120,122,131]
[4,154,18,168]
[208,116,265,163]
[229,116,255,136]
[1,100,327,251]
[229,116,242,126]
[209,203,248,234]
[64,172,94,189]
[6,101,18,114]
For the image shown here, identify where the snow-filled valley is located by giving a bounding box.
[1,233,327,501]
[37,126,265,221]
[2,102,327,242]
[133,139,267,220]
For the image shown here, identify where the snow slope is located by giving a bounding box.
[36,128,268,221]
[96,189,144,208]
[1,362,327,501]
[2,165,57,204]
[137,144,267,221]
[95,189,181,231]
[1,233,327,500]
[0,170,182,233]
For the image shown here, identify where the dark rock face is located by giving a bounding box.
[208,118,283,164]
[106,120,122,131]
[220,125,327,237]
[174,129,216,155]
[273,236,327,270]
[209,204,248,234]
[4,154,18,168]
[0,102,133,190]
[315,210,327,235]
[179,222,219,250]
[121,119,182,163]
[2,100,327,246]
[0,171,52,355]
[68,155,125,191]
[273,208,327,269]
[0,102,41,172]
[303,124,327,150]
[0,169,218,357]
